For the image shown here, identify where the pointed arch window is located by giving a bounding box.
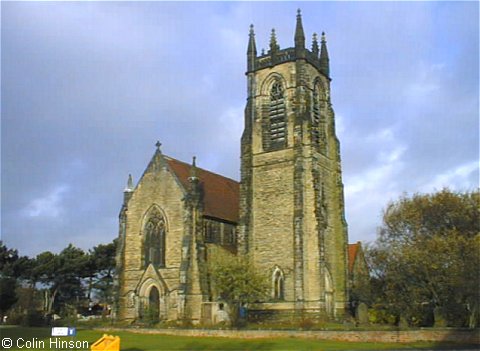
[312,83,327,154]
[272,267,285,300]
[266,80,287,149]
[144,212,166,268]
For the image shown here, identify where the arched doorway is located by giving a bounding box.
[148,286,160,323]
[137,277,168,322]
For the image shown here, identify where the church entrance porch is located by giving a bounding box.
[137,277,168,322]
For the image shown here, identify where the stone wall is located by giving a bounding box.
[101,327,480,344]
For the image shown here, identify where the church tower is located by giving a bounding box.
[238,10,349,318]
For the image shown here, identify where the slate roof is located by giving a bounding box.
[165,156,239,223]
[348,242,361,274]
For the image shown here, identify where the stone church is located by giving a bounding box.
[116,11,351,324]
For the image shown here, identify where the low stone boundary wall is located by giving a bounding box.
[100,327,479,344]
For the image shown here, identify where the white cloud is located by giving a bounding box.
[404,62,445,100]
[344,129,407,242]
[218,106,244,142]
[421,160,479,192]
[23,185,69,218]
[335,114,346,135]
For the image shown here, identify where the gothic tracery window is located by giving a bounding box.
[144,211,166,268]
[266,80,287,149]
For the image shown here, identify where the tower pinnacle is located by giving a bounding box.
[247,24,257,72]
[319,31,330,77]
[269,28,279,53]
[312,33,319,57]
[247,25,257,53]
[294,8,305,53]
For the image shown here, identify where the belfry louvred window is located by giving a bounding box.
[144,214,166,268]
[268,81,287,148]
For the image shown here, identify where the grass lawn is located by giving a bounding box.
[0,326,477,351]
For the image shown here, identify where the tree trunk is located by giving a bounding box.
[468,304,478,329]
[47,288,58,314]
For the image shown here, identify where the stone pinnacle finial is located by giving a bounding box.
[155,140,162,151]
[320,31,330,77]
[247,24,256,52]
[189,156,198,181]
[124,174,134,192]
[270,28,279,52]
[295,8,305,50]
[247,24,257,71]
[188,156,198,182]
[312,32,319,57]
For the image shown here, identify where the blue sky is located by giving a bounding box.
[2,1,478,257]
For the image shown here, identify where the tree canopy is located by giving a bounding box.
[0,239,117,323]
[367,189,479,327]
[208,250,269,325]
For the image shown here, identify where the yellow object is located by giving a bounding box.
[91,334,120,351]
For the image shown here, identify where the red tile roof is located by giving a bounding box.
[165,157,239,223]
[348,242,360,274]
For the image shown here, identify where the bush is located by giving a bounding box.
[298,317,315,330]
[139,306,159,326]
[368,305,397,325]
[21,310,46,327]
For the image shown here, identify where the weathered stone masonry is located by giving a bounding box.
[117,11,350,323]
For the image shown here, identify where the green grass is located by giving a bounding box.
[0,326,476,351]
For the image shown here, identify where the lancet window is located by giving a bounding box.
[272,268,285,300]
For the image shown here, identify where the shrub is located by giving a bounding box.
[21,310,46,327]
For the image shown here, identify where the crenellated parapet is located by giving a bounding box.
[246,10,330,78]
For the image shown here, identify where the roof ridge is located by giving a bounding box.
[164,155,239,184]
